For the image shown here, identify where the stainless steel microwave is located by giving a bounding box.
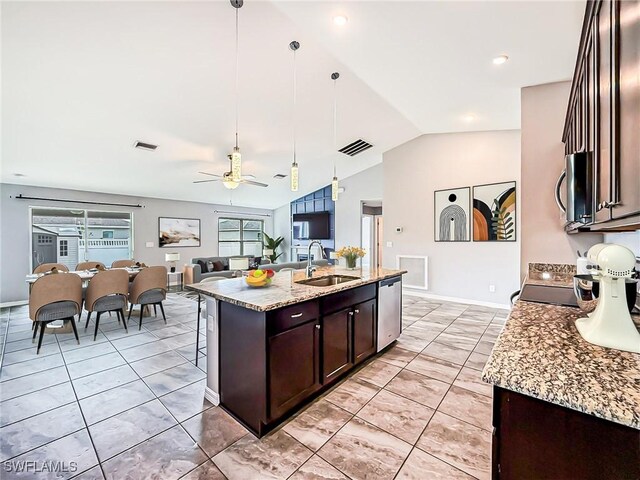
[555,152,593,224]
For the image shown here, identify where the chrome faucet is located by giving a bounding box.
[306,240,324,278]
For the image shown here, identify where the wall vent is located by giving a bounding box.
[273,173,287,179]
[134,141,158,151]
[396,255,428,290]
[338,139,373,156]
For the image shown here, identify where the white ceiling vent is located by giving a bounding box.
[134,141,158,151]
[338,139,373,156]
[273,173,288,179]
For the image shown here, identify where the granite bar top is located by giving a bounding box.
[482,300,640,429]
[185,266,406,312]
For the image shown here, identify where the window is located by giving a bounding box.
[102,230,114,239]
[218,218,263,257]
[59,240,68,257]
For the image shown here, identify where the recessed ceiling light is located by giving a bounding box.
[492,55,509,65]
[463,114,476,122]
[333,15,348,26]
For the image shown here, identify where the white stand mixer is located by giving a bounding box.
[576,243,640,354]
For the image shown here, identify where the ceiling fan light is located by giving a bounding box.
[290,162,299,192]
[230,147,242,182]
[223,177,240,189]
[331,176,339,201]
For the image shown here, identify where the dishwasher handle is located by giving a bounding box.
[380,276,402,287]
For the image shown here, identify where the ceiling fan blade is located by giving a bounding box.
[193,179,220,184]
[198,171,222,178]
[241,174,256,179]
[240,179,269,188]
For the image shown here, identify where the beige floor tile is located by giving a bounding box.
[213,430,312,480]
[396,448,474,479]
[385,370,450,409]
[453,366,492,397]
[405,354,461,383]
[357,389,435,444]
[464,351,490,371]
[283,400,352,451]
[438,385,492,430]
[378,344,418,368]
[325,377,380,414]
[417,412,491,479]
[318,417,412,480]
[182,407,248,457]
[289,455,348,480]
[353,359,402,388]
[422,341,471,366]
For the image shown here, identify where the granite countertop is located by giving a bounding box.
[185,266,406,312]
[525,262,576,288]
[482,300,640,429]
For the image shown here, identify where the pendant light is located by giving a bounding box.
[331,72,340,201]
[230,0,243,182]
[289,40,300,192]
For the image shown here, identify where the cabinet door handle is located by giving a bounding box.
[354,309,360,314]
[315,324,321,330]
[291,313,303,318]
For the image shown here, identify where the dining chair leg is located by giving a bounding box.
[153,304,157,317]
[69,316,80,345]
[119,309,128,332]
[94,312,101,341]
[139,305,144,331]
[127,304,133,321]
[32,322,38,342]
[85,311,92,330]
[158,302,167,324]
[36,321,46,354]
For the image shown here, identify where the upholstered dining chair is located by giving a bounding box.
[84,269,129,340]
[33,263,69,274]
[111,259,136,268]
[127,266,168,330]
[29,273,81,353]
[76,261,106,271]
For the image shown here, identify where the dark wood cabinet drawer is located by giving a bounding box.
[321,284,376,315]
[269,300,320,335]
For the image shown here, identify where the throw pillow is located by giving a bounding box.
[213,261,224,272]
[196,260,207,273]
[206,261,214,273]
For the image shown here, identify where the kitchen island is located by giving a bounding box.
[186,266,405,437]
[482,296,640,479]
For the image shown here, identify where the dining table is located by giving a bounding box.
[25,266,142,284]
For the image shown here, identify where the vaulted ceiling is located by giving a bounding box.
[1,1,584,209]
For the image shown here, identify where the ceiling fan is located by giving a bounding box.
[193,155,268,189]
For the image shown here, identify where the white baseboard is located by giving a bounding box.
[204,386,220,406]
[0,300,28,308]
[403,288,511,310]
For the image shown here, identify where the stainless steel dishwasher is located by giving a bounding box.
[377,276,402,352]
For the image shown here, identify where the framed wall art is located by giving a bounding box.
[158,217,201,247]
[434,187,471,242]
[472,181,516,242]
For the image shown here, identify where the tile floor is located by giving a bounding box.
[0,293,507,479]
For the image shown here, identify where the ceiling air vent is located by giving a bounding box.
[338,139,373,156]
[273,173,288,179]
[134,141,158,151]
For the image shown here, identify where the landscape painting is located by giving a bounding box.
[434,187,470,242]
[159,217,201,247]
[473,181,516,241]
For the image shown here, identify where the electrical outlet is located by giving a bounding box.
[489,284,496,293]
[386,241,393,248]
[146,242,154,248]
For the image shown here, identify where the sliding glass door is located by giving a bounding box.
[31,207,133,270]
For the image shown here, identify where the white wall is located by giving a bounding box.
[520,82,602,276]
[335,164,384,251]
[272,203,291,262]
[383,130,521,306]
[0,183,273,303]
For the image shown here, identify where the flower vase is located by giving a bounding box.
[346,255,357,270]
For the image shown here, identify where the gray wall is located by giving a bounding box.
[383,130,521,306]
[1,183,273,303]
[272,203,291,262]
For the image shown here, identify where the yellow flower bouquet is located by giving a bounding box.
[336,246,366,269]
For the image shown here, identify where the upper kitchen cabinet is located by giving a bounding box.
[562,0,640,231]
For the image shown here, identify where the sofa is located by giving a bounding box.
[183,255,330,284]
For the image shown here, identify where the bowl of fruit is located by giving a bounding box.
[245,269,275,288]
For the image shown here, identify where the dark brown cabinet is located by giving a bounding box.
[352,299,376,365]
[268,318,321,420]
[322,309,352,383]
[563,0,640,230]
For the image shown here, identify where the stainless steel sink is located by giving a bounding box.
[295,275,360,287]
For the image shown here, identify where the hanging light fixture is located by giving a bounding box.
[331,72,340,201]
[289,40,300,192]
[230,0,243,182]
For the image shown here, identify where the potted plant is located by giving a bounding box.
[336,246,366,269]
[262,232,284,264]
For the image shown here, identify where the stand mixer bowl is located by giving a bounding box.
[573,274,639,313]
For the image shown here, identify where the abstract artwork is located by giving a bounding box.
[473,181,516,242]
[158,217,201,247]
[434,187,470,242]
